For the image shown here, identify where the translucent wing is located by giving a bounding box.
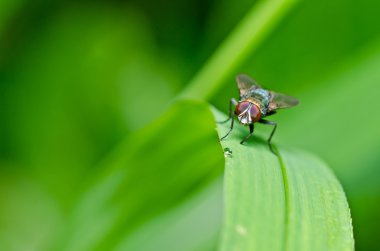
[236,74,261,97]
[268,91,299,111]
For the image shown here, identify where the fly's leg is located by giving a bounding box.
[240,123,254,144]
[258,119,277,153]
[219,98,238,141]
[258,119,277,143]
[220,116,234,141]
[217,98,238,124]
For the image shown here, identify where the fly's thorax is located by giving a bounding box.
[241,89,270,115]
[235,100,261,125]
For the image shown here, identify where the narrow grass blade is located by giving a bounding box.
[180,0,298,100]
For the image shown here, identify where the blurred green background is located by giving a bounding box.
[1,0,380,250]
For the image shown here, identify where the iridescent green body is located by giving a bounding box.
[242,88,271,116]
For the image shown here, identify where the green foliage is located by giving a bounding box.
[1,0,380,250]
[57,101,223,251]
[180,0,298,100]
[274,41,380,251]
[214,109,354,251]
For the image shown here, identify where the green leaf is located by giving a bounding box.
[213,108,354,251]
[0,0,25,40]
[2,4,179,208]
[276,40,380,183]
[58,101,224,251]
[272,41,380,251]
[114,178,223,251]
[179,0,298,100]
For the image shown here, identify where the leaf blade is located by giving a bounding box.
[58,101,224,251]
[213,108,354,251]
[180,0,298,100]
[278,148,354,251]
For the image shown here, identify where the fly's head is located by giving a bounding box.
[235,101,261,125]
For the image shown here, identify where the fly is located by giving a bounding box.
[219,74,299,152]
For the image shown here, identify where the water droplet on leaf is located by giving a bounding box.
[224,147,232,158]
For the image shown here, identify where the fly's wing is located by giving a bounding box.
[236,74,261,98]
[268,91,299,111]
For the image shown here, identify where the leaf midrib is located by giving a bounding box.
[274,145,290,251]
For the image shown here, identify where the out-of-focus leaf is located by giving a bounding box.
[213,108,354,251]
[276,40,380,182]
[0,168,62,251]
[180,0,298,100]
[246,0,380,93]
[1,4,178,207]
[0,0,25,38]
[114,178,223,251]
[56,101,223,251]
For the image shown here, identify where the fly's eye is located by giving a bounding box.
[249,105,261,122]
[235,101,261,123]
[235,101,251,115]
